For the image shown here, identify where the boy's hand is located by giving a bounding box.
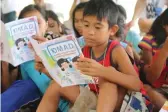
[77,57,106,77]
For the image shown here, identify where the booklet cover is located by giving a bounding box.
[1,16,39,66]
[30,35,94,87]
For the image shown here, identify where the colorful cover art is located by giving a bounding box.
[31,35,93,87]
[3,16,39,66]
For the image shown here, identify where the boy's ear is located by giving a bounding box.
[109,25,119,36]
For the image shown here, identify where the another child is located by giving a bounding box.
[46,10,69,39]
[72,2,88,48]
[18,5,51,94]
[36,0,146,112]
[139,8,168,110]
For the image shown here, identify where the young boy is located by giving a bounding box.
[35,0,145,112]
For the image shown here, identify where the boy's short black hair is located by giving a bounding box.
[83,0,119,28]
[18,4,47,21]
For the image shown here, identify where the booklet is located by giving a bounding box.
[30,35,94,87]
[1,16,39,66]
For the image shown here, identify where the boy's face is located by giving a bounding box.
[24,10,48,37]
[83,16,116,47]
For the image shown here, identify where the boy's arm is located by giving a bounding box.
[102,46,141,91]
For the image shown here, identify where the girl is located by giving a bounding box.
[72,2,88,48]
[139,8,168,109]
[46,10,69,39]
[18,4,51,95]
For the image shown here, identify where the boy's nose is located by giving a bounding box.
[88,29,95,35]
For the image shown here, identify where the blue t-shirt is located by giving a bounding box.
[20,61,51,94]
[126,30,141,53]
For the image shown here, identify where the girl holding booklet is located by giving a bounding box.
[18,4,72,112]
[18,4,51,95]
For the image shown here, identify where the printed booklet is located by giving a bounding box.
[30,35,94,87]
[1,16,38,66]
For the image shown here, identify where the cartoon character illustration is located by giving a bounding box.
[15,38,27,50]
[57,58,73,71]
[57,58,76,85]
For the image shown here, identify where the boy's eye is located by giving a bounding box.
[95,27,101,29]
[84,24,89,27]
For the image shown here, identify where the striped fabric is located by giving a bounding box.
[138,35,161,55]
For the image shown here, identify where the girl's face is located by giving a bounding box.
[74,9,84,36]
[23,10,48,36]
[47,17,62,36]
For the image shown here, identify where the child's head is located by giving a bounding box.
[15,38,27,50]
[148,8,168,46]
[115,5,127,41]
[19,5,48,37]
[82,0,119,47]
[57,58,72,71]
[46,10,68,37]
[72,2,88,38]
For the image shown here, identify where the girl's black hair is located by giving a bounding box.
[46,10,68,35]
[57,58,72,71]
[18,4,47,21]
[116,5,127,41]
[148,8,168,46]
[72,2,88,38]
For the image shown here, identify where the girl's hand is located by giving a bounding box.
[34,55,52,79]
[77,57,107,77]
[28,35,48,49]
